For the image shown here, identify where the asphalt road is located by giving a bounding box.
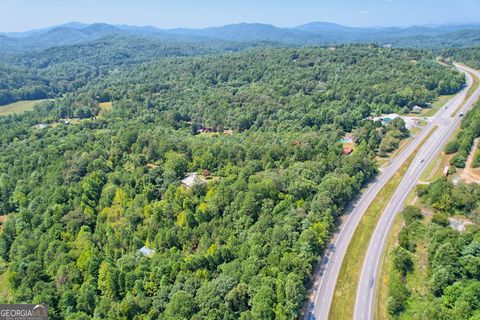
[304,63,479,320]
[354,63,480,320]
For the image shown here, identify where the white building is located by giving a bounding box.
[372,113,400,125]
[181,172,206,188]
[139,246,154,257]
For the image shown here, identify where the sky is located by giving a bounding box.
[0,0,479,32]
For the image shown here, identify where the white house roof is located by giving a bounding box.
[181,172,206,188]
[383,113,400,120]
[139,246,154,257]
[373,113,400,123]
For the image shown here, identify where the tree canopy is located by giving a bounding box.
[0,43,469,319]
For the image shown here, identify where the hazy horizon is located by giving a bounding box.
[0,0,479,33]
[3,19,480,35]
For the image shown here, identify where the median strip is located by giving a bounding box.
[328,126,438,320]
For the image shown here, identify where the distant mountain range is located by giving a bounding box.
[1,21,479,54]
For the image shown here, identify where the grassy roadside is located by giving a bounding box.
[421,94,455,118]
[375,213,404,320]
[403,94,454,118]
[376,176,422,320]
[0,271,12,303]
[375,208,430,320]
[0,99,50,116]
[419,148,453,182]
[452,67,479,117]
[329,126,438,320]
[376,135,414,168]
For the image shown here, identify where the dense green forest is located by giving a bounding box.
[0,45,469,319]
[442,47,480,69]
[386,179,480,320]
[0,34,473,108]
[66,45,464,131]
[388,30,480,49]
[0,35,252,106]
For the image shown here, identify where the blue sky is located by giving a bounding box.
[0,0,479,32]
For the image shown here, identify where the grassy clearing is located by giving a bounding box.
[99,101,112,109]
[0,270,12,302]
[409,127,421,136]
[329,126,437,320]
[98,102,113,118]
[417,119,428,126]
[0,99,50,116]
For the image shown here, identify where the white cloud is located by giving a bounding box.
[359,10,368,15]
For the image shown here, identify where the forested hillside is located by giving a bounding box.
[442,47,480,69]
[1,22,479,55]
[0,45,467,319]
[73,45,463,131]
[0,35,252,106]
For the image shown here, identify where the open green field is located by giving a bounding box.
[329,126,438,320]
[0,99,50,116]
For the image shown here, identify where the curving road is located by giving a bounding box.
[353,63,480,320]
[304,63,479,320]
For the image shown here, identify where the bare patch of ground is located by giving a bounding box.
[0,215,6,230]
[449,216,474,232]
[458,138,480,183]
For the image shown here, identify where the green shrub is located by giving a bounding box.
[392,246,414,275]
[445,140,460,154]
[432,213,450,227]
[472,152,480,168]
[387,275,410,315]
[451,153,467,168]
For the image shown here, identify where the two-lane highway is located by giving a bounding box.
[354,63,480,320]
[304,63,478,320]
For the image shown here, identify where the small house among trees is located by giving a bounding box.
[343,145,353,155]
[181,172,207,188]
[139,246,154,257]
[373,113,400,125]
[411,105,422,114]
